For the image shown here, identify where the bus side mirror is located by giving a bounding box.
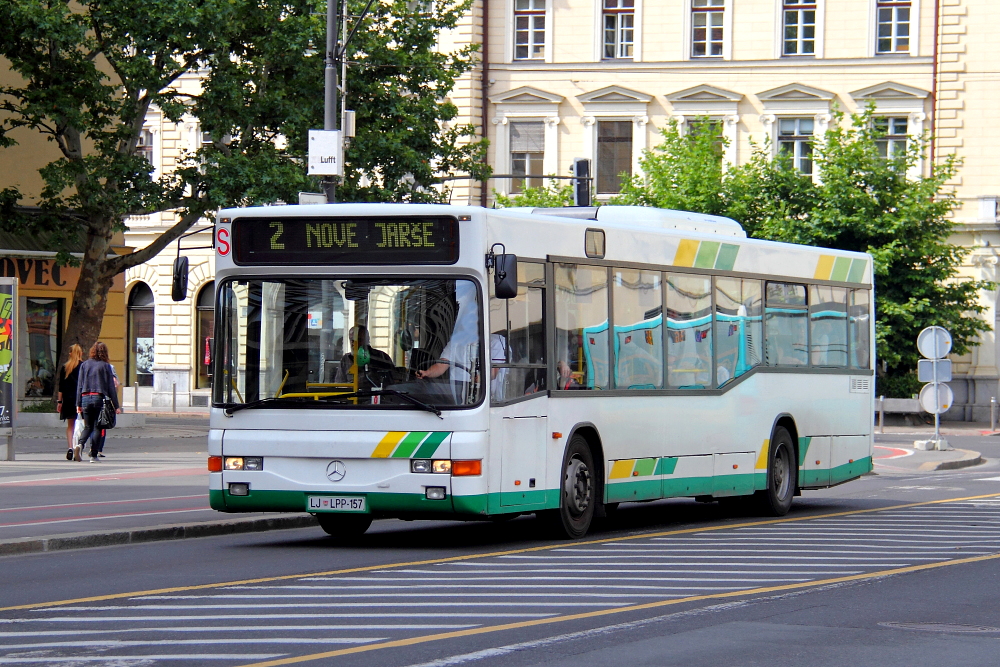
[171,256,189,302]
[494,254,518,299]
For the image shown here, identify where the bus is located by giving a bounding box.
[208,204,874,539]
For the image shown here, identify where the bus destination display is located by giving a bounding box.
[232,216,459,265]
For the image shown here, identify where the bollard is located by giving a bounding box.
[172,383,177,413]
[878,395,885,434]
[134,382,138,413]
[992,396,997,432]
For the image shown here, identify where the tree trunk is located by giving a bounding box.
[60,228,118,365]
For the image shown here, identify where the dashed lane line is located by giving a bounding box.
[4,491,1000,613]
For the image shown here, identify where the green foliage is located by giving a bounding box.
[876,372,921,400]
[336,0,490,202]
[493,180,575,208]
[0,0,487,355]
[21,400,56,413]
[615,108,993,383]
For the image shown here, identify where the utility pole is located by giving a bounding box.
[323,0,339,203]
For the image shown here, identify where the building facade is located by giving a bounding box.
[439,0,1000,420]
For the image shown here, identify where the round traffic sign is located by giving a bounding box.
[919,382,954,415]
[917,326,952,360]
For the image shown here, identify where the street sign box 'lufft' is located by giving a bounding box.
[308,130,343,176]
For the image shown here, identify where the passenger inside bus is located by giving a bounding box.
[335,326,394,383]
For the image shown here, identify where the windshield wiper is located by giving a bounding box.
[321,389,443,418]
[223,396,314,416]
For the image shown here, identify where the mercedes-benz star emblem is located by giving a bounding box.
[326,460,346,482]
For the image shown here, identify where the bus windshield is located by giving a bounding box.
[214,277,483,409]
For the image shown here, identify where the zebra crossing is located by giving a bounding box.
[2,497,1000,666]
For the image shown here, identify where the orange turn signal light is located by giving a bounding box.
[208,456,223,472]
[552,432,563,439]
[452,460,482,476]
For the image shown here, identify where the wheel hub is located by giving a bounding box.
[564,457,592,516]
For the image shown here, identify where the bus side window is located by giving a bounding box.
[613,268,662,389]
[665,273,712,389]
[715,278,762,386]
[555,264,609,390]
[849,289,871,369]
[809,285,848,367]
[491,262,547,403]
[764,282,808,367]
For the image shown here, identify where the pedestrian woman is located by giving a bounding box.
[75,341,120,463]
[57,344,84,461]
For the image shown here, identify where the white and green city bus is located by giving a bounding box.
[208,204,874,538]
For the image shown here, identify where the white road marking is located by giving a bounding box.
[1,613,555,623]
[0,656,282,664]
[0,625,475,637]
[1,638,382,649]
[976,476,1000,481]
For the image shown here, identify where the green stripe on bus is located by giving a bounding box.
[830,256,852,282]
[847,258,866,283]
[633,458,657,477]
[694,241,721,269]
[655,456,678,475]
[714,243,740,271]
[413,431,450,458]
[798,436,812,466]
[391,431,429,458]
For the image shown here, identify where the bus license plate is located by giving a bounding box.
[307,496,366,512]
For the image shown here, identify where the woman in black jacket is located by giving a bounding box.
[56,344,84,461]
[75,341,120,463]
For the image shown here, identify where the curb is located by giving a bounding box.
[0,514,318,558]
[918,448,985,472]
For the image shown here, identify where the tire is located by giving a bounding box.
[539,435,596,539]
[316,513,373,538]
[754,425,796,516]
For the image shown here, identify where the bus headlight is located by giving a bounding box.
[225,457,263,471]
[425,487,446,500]
[432,460,452,474]
[411,459,432,473]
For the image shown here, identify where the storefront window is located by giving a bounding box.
[128,282,155,387]
[25,298,62,398]
[196,282,215,389]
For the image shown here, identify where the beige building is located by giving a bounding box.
[123,72,216,408]
[439,0,1000,419]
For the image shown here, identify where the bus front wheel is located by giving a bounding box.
[316,513,373,539]
[540,436,596,539]
[755,425,796,516]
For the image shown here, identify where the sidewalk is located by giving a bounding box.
[0,423,315,557]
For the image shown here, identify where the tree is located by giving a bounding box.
[609,108,992,394]
[0,0,486,363]
[494,180,575,208]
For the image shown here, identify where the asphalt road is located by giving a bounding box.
[2,446,1000,667]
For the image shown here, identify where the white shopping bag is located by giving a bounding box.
[73,417,85,446]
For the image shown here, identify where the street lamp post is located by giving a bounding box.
[323,0,340,203]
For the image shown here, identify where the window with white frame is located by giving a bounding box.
[876,1,910,54]
[783,0,816,56]
[137,129,154,164]
[514,0,546,60]
[596,120,632,194]
[691,0,724,58]
[603,0,635,59]
[510,122,545,193]
[874,116,908,157]
[777,118,814,174]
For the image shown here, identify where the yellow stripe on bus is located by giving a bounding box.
[755,439,770,470]
[372,432,407,458]
[814,255,835,280]
[673,239,700,267]
[609,459,635,479]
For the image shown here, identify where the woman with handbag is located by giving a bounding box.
[75,341,120,463]
[56,344,84,461]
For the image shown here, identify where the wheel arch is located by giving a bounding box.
[564,422,606,508]
[770,413,800,492]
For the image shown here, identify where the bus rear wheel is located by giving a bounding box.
[754,425,796,516]
[316,513,373,538]
[540,436,596,539]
